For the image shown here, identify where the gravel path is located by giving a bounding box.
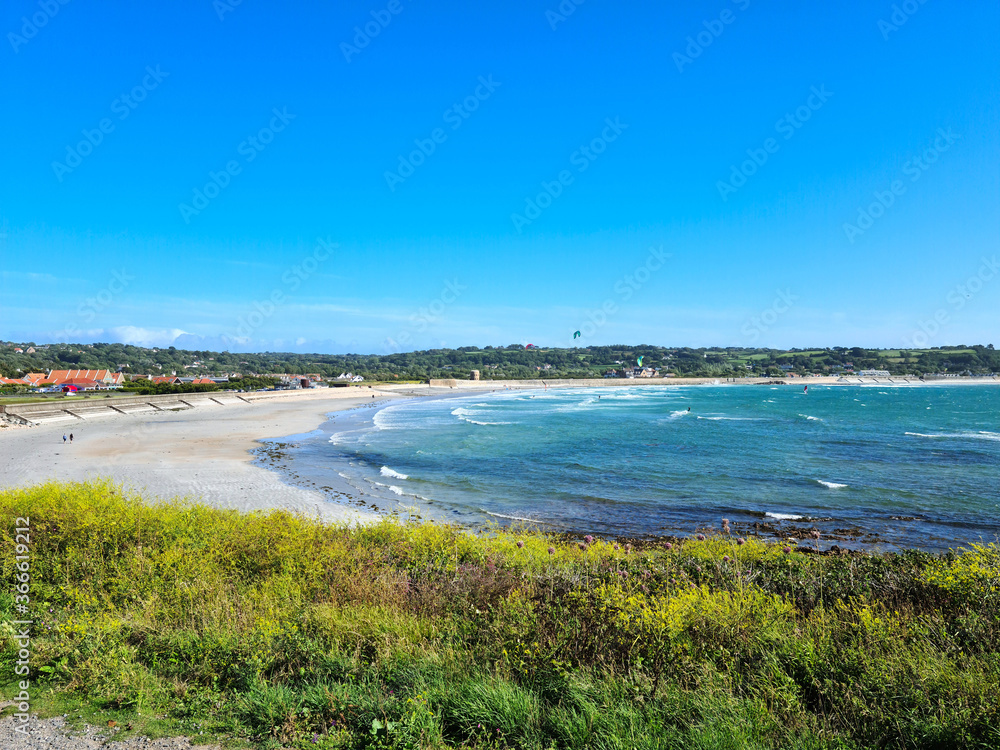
[0,715,223,749]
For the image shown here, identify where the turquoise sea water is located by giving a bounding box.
[284,384,999,551]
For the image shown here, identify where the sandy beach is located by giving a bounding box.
[0,387,428,523]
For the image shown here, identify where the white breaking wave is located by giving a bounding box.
[484,510,535,522]
[669,409,690,419]
[373,408,403,430]
[452,406,512,426]
[371,480,409,497]
[799,414,823,421]
[381,466,408,479]
[906,431,1000,442]
[697,416,757,421]
[816,480,848,489]
[766,512,803,521]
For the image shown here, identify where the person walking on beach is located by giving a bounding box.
[69,433,74,443]
[62,434,67,443]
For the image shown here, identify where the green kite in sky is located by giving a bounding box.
[573,331,581,339]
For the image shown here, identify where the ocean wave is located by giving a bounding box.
[905,431,1000,442]
[380,466,408,480]
[668,409,690,419]
[371,479,408,497]
[483,509,536,522]
[697,416,758,421]
[372,408,402,430]
[799,414,823,421]
[452,406,512,425]
[816,480,848,489]
[766,512,804,521]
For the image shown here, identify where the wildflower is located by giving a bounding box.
[584,535,594,544]
[516,540,524,548]
[697,534,706,541]
[810,529,821,540]
[665,542,672,550]
[783,546,792,554]
[578,542,588,551]
[737,537,745,546]
[614,544,620,551]
[548,547,555,555]
[723,555,730,563]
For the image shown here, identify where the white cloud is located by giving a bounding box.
[106,326,189,347]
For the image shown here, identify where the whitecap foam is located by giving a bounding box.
[766,512,803,521]
[452,406,512,425]
[380,466,408,480]
[483,510,535,522]
[799,414,822,421]
[697,416,757,421]
[906,430,1000,442]
[668,409,690,419]
[372,408,402,430]
[816,480,848,489]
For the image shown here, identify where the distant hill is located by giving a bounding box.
[1,341,996,385]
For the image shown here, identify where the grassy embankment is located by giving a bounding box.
[1,481,998,749]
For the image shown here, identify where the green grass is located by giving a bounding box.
[2,481,999,749]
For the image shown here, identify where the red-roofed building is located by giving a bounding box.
[150,376,182,384]
[47,369,125,387]
[189,378,216,384]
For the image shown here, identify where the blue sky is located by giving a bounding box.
[1,0,998,353]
